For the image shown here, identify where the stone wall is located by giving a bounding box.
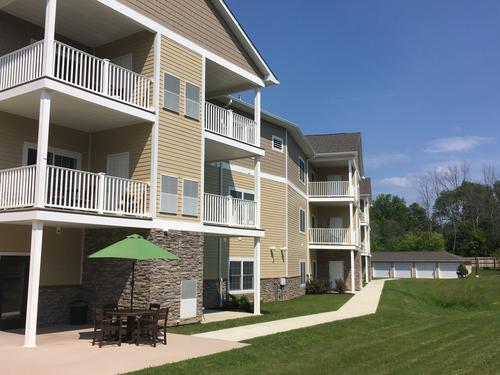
[316,250,357,292]
[355,252,362,291]
[38,285,84,325]
[82,228,204,326]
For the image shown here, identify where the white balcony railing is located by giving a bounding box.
[0,165,150,217]
[308,181,351,197]
[0,40,153,110]
[360,211,368,223]
[309,228,353,245]
[205,102,257,146]
[203,193,257,228]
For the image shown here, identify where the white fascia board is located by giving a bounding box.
[203,224,265,238]
[308,244,358,251]
[0,79,46,101]
[309,197,356,203]
[204,131,265,157]
[96,0,265,87]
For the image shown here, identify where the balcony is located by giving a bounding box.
[309,228,357,247]
[360,211,368,224]
[0,40,153,111]
[203,193,257,228]
[0,165,150,218]
[308,181,356,205]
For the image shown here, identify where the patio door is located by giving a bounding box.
[0,256,29,330]
[329,261,344,285]
[107,152,129,178]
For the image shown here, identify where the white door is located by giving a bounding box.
[394,263,412,278]
[329,261,344,286]
[373,262,391,278]
[107,152,129,178]
[439,263,460,279]
[415,263,435,279]
[329,217,343,228]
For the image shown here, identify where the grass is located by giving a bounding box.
[168,293,351,335]
[131,270,500,375]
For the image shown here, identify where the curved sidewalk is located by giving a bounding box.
[194,279,387,342]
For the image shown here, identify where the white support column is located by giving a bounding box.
[254,88,261,147]
[358,253,362,290]
[365,255,369,283]
[349,202,354,245]
[24,221,44,348]
[350,250,355,293]
[254,156,261,228]
[348,159,353,196]
[43,0,57,76]
[34,90,51,208]
[253,237,261,315]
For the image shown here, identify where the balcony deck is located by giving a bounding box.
[203,193,257,229]
[308,228,359,249]
[308,181,357,204]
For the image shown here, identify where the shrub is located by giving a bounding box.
[335,279,347,294]
[306,279,331,294]
[457,264,469,278]
[222,294,254,312]
[238,295,253,313]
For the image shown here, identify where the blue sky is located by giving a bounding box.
[227,0,500,204]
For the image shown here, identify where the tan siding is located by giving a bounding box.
[0,112,89,170]
[287,132,307,193]
[157,36,203,220]
[315,166,349,182]
[222,169,254,194]
[0,224,83,286]
[287,187,307,277]
[261,121,286,177]
[314,206,351,228]
[90,123,152,181]
[117,0,261,77]
[204,163,220,195]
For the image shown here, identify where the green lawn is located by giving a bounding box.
[131,270,500,375]
[168,293,351,335]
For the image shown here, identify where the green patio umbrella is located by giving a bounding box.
[89,234,179,309]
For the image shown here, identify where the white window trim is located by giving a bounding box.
[299,259,306,286]
[22,142,82,169]
[299,207,306,234]
[163,71,181,113]
[181,178,199,217]
[228,257,255,294]
[228,186,255,198]
[184,80,200,120]
[159,173,178,215]
[271,135,284,153]
[298,155,305,184]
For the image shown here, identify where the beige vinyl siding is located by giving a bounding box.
[315,166,349,182]
[230,158,254,170]
[90,123,152,181]
[287,187,307,278]
[261,121,286,177]
[0,112,89,170]
[314,206,351,228]
[260,179,286,278]
[0,224,83,286]
[221,169,254,194]
[286,132,307,193]
[204,163,220,195]
[117,0,261,77]
[157,36,203,220]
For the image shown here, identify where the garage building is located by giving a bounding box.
[372,251,470,279]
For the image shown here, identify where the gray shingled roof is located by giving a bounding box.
[305,133,361,154]
[372,251,468,263]
[360,178,371,196]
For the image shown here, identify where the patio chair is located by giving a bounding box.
[92,307,124,348]
[157,307,170,345]
[134,310,160,347]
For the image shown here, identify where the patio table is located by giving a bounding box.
[106,309,155,342]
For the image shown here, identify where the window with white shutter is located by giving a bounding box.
[182,179,199,216]
[185,82,200,120]
[164,73,180,113]
[160,175,178,214]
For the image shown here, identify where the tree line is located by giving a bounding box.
[371,162,500,257]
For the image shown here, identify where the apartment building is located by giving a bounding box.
[0,0,370,348]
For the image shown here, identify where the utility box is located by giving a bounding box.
[279,277,286,286]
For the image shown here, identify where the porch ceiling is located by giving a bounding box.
[205,59,257,99]
[2,0,147,47]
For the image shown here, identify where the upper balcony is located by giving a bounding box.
[360,210,369,225]
[203,193,257,229]
[308,228,359,249]
[308,180,357,204]
[204,102,264,163]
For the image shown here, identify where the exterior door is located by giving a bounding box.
[107,152,129,178]
[0,256,29,330]
[438,263,460,279]
[329,261,344,286]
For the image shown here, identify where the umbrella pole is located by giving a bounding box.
[130,260,135,310]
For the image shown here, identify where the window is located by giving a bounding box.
[160,175,178,214]
[299,156,305,183]
[185,82,200,120]
[300,260,306,286]
[164,73,180,112]
[24,143,80,169]
[229,259,254,292]
[299,208,306,233]
[182,179,199,216]
[272,135,284,152]
[229,187,255,201]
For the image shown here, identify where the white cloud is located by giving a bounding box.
[425,136,492,153]
[379,176,412,188]
[365,152,410,169]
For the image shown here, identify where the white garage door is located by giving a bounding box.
[373,262,391,278]
[415,263,435,279]
[439,263,460,279]
[394,263,412,278]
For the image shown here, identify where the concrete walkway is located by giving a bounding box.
[202,309,253,324]
[194,279,387,342]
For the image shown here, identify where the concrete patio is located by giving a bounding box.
[0,325,247,375]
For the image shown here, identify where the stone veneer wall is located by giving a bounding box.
[355,252,362,291]
[317,250,357,292]
[82,228,204,326]
[38,285,84,325]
